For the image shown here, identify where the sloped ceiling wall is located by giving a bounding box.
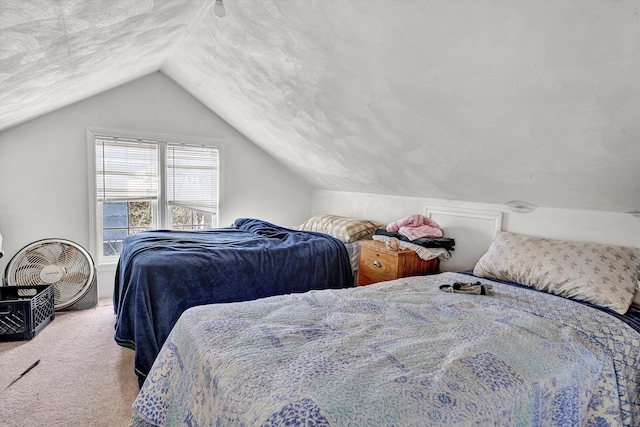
[1,0,639,213]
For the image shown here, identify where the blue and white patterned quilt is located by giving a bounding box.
[130,272,640,427]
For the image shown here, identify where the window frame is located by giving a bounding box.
[87,128,222,266]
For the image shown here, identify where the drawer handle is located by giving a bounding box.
[372,260,382,268]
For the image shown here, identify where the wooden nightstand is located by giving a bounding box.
[357,240,439,286]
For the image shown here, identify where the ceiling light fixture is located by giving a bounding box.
[214,0,226,18]
[504,200,537,214]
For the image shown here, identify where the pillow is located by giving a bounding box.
[473,231,640,314]
[299,214,382,243]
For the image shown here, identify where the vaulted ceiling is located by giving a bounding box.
[1,0,639,213]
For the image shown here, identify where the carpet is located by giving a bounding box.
[0,299,139,427]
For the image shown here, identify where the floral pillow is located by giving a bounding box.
[473,231,640,314]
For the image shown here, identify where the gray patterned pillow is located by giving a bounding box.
[473,231,640,314]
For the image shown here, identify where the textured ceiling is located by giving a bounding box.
[1,0,639,213]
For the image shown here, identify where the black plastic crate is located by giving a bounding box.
[0,285,55,341]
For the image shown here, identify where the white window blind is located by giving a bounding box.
[96,136,158,202]
[167,143,218,214]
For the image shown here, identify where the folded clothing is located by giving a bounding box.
[374,229,455,251]
[372,235,451,260]
[386,214,443,239]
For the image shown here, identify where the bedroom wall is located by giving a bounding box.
[312,190,640,272]
[0,72,312,298]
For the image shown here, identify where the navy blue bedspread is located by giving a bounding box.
[113,218,354,384]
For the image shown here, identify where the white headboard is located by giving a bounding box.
[425,206,503,272]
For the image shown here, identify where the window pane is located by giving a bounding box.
[103,202,127,228]
[102,201,154,257]
[103,229,127,256]
[96,137,158,201]
[172,206,213,230]
[167,144,218,214]
[129,227,152,234]
[128,201,152,227]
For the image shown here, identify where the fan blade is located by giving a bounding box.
[62,272,89,284]
[56,245,78,268]
[12,271,43,286]
[24,250,54,268]
[62,254,91,282]
[55,282,85,304]
[41,244,64,262]
[59,248,93,284]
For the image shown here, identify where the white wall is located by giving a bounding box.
[2,71,637,300]
[312,190,640,271]
[0,72,312,297]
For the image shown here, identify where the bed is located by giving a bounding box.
[114,217,369,386]
[129,231,640,427]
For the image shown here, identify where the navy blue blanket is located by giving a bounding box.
[113,218,354,385]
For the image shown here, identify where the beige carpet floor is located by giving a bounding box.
[0,299,140,427]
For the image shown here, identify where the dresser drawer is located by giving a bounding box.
[357,240,439,286]
[359,247,399,284]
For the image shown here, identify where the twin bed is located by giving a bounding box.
[115,216,640,427]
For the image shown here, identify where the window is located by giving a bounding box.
[92,133,219,263]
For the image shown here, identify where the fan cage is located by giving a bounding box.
[3,239,96,311]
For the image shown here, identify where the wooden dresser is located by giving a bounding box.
[357,240,440,286]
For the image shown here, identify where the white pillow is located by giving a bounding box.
[473,231,640,314]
